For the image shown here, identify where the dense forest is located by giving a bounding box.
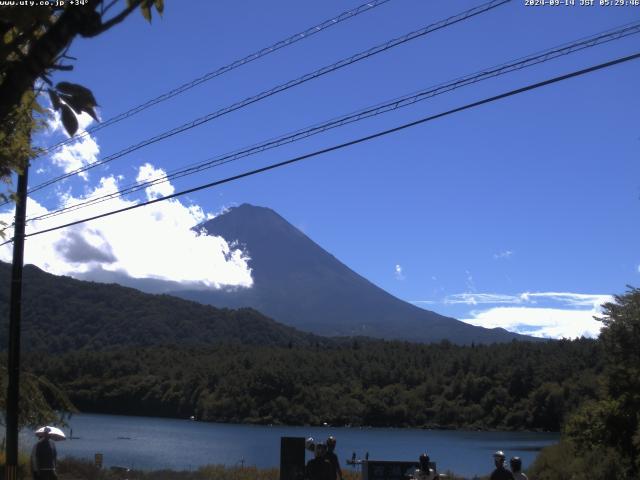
[25,338,602,432]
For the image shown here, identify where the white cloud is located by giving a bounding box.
[0,167,253,289]
[444,293,521,305]
[49,111,100,181]
[394,264,405,281]
[136,163,174,199]
[637,264,640,273]
[439,291,611,309]
[461,305,607,339]
[411,291,614,339]
[519,292,612,309]
[493,250,513,260]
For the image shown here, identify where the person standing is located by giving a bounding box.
[412,453,437,480]
[510,457,528,480]
[490,451,514,480]
[325,436,343,480]
[31,428,58,480]
[305,442,333,480]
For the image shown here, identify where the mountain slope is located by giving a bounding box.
[0,262,322,353]
[174,204,534,344]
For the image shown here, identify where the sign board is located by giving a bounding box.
[280,437,306,480]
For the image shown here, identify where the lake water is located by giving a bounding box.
[18,413,558,479]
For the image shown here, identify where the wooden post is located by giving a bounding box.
[5,164,29,479]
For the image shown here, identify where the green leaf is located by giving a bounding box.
[57,93,99,122]
[141,1,152,22]
[58,93,82,115]
[154,0,164,15]
[48,89,62,111]
[55,82,98,107]
[86,107,99,122]
[60,104,78,137]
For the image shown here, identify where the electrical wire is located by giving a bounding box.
[24,20,640,225]
[38,0,396,155]
[3,50,638,246]
[23,0,511,197]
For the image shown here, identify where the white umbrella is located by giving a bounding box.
[35,426,66,441]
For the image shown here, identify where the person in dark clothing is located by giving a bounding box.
[490,451,514,480]
[31,428,58,480]
[325,436,343,480]
[510,457,528,480]
[412,453,437,480]
[305,442,333,480]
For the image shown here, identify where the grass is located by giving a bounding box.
[55,459,470,480]
[57,458,281,480]
[1,455,470,480]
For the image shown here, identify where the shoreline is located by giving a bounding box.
[68,410,561,434]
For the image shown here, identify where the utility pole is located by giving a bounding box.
[5,161,29,480]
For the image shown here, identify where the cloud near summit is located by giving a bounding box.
[0,165,253,289]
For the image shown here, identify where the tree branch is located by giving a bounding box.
[0,0,143,128]
[102,0,121,16]
[0,7,92,124]
[87,0,144,37]
[0,20,45,72]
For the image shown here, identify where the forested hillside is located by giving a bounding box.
[26,338,602,431]
[0,262,323,351]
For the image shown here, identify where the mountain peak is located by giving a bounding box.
[202,203,306,249]
[225,203,276,215]
[183,205,536,344]
[206,203,298,233]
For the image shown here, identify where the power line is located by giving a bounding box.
[24,0,511,197]
[24,21,640,225]
[38,0,395,155]
[4,50,638,246]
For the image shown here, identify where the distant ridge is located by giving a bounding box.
[172,203,537,344]
[0,261,322,353]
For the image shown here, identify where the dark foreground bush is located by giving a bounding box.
[528,439,628,480]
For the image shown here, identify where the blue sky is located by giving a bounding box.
[1,0,639,338]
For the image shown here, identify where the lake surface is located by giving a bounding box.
[17,413,558,479]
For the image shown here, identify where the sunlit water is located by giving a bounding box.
[17,413,558,478]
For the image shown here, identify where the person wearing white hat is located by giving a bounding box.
[490,450,514,480]
[31,427,58,479]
